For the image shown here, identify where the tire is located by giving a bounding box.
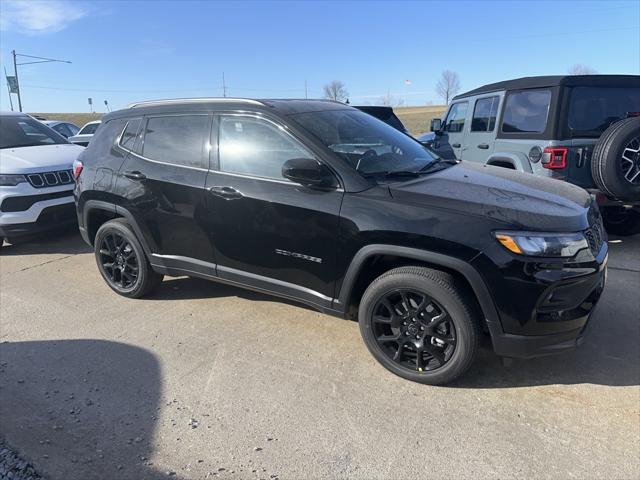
[94,218,163,298]
[358,266,480,385]
[602,206,640,236]
[591,117,640,201]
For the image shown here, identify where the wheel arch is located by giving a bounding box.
[486,152,531,172]
[335,245,500,328]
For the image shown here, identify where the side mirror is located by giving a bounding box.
[430,118,442,132]
[282,158,337,188]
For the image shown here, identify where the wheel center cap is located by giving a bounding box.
[117,254,124,264]
[407,323,419,335]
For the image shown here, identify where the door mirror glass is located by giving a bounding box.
[430,118,442,132]
[282,158,336,187]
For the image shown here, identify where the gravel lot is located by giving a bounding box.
[0,229,638,480]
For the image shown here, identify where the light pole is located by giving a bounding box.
[12,50,71,112]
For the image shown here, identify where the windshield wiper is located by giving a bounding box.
[362,170,424,178]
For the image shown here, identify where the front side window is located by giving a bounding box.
[53,123,72,137]
[0,115,67,149]
[443,102,468,133]
[119,118,142,153]
[291,109,438,176]
[502,89,551,133]
[471,96,500,132]
[219,115,313,180]
[568,86,640,137]
[142,115,209,168]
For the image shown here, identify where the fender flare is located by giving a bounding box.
[486,152,532,173]
[82,200,153,256]
[335,244,501,326]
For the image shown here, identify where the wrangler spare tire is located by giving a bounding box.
[591,117,640,201]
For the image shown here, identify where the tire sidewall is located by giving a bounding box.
[359,272,475,385]
[94,220,150,298]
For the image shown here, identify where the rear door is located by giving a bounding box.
[117,113,215,268]
[431,101,468,160]
[462,95,502,163]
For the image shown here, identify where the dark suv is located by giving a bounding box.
[74,98,607,385]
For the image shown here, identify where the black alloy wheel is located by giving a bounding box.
[98,232,139,291]
[372,289,456,372]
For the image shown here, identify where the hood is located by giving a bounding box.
[0,143,84,174]
[389,162,592,231]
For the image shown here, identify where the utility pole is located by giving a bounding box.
[11,51,71,112]
[3,67,14,111]
[222,72,227,97]
[305,80,308,99]
[12,50,22,112]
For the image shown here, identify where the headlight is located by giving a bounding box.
[494,231,588,257]
[0,174,27,186]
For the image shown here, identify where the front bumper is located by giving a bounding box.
[474,241,608,359]
[0,203,77,238]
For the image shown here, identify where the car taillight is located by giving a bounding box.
[542,147,568,169]
[72,159,83,179]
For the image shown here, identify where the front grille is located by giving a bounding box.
[0,190,73,212]
[585,204,606,256]
[26,169,74,189]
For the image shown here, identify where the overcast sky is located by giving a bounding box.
[1,0,638,112]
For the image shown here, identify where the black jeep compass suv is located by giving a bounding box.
[74,98,608,385]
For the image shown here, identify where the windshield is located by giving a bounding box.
[0,115,68,149]
[79,122,100,135]
[568,86,640,137]
[291,109,438,176]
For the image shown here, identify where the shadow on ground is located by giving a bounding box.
[0,340,180,480]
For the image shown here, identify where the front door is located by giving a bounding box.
[205,114,343,308]
[432,101,468,160]
[461,95,501,163]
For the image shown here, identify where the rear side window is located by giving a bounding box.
[443,102,468,133]
[568,86,640,136]
[119,118,142,153]
[142,115,209,168]
[219,115,313,180]
[53,123,73,137]
[79,123,100,135]
[471,96,499,132]
[502,89,551,133]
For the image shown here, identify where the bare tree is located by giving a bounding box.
[568,63,598,75]
[378,91,404,107]
[435,70,461,104]
[323,80,349,102]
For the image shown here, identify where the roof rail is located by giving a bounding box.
[127,98,264,109]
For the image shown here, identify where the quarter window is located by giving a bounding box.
[443,102,468,133]
[501,89,551,133]
[471,96,500,132]
[142,115,209,168]
[219,116,313,180]
[119,118,142,152]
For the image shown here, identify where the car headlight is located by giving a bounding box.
[0,174,27,186]
[494,231,589,257]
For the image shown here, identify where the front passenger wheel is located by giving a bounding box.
[94,219,163,298]
[358,266,480,385]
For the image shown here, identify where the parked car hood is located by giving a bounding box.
[0,143,84,174]
[389,161,593,231]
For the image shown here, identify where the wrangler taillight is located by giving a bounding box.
[72,159,84,179]
[542,147,568,169]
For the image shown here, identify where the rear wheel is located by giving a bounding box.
[602,206,640,236]
[94,219,163,298]
[358,266,480,385]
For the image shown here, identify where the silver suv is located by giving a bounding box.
[430,75,640,235]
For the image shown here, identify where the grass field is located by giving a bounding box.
[31,105,446,137]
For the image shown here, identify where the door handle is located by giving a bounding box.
[209,186,243,200]
[452,143,461,148]
[477,143,490,150]
[123,170,146,181]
